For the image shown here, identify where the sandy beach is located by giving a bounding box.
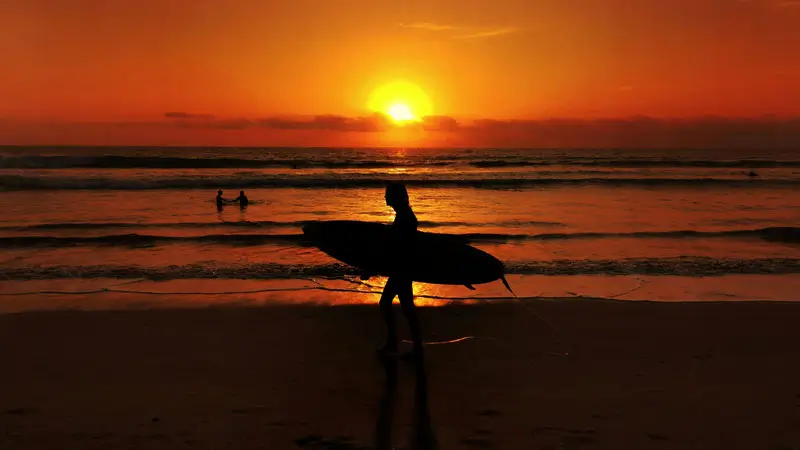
[3,300,800,449]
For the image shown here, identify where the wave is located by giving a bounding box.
[1,227,796,248]
[0,155,449,170]
[0,219,565,232]
[477,226,800,244]
[3,154,799,170]
[1,221,306,231]
[2,175,794,190]
[0,233,305,248]
[4,257,800,280]
[468,159,800,169]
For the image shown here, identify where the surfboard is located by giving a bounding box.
[302,220,512,291]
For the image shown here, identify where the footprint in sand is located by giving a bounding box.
[460,437,494,448]
[4,407,36,415]
[293,434,367,450]
[646,432,671,441]
[477,408,501,417]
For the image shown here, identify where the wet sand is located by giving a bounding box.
[2,300,800,449]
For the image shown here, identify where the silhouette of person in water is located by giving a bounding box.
[379,182,423,357]
[216,189,228,210]
[234,190,249,207]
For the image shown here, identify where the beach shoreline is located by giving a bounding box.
[3,300,800,449]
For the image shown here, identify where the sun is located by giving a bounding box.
[387,103,415,122]
[368,80,433,123]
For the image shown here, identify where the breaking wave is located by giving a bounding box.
[467,159,800,169]
[0,219,565,232]
[3,154,799,169]
[2,174,794,190]
[1,227,797,248]
[4,257,800,280]
[0,155,451,169]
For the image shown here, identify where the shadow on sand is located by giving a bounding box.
[375,353,438,450]
[294,353,438,450]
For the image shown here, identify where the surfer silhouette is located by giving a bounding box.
[379,182,423,357]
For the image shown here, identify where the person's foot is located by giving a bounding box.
[399,351,417,363]
[400,344,425,363]
[377,342,399,358]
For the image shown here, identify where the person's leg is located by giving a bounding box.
[398,280,423,356]
[379,277,399,354]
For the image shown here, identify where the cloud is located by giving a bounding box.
[4,115,800,148]
[174,113,458,133]
[171,113,393,133]
[455,27,518,40]
[257,114,392,132]
[455,116,800,148]
[420,115,460,132]
[156,112,800,148]
[164,112,216,119]
[399,22,459,31]
[400,22,518,39]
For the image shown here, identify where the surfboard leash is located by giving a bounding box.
[501,275,571,357]
[500,275,515,296]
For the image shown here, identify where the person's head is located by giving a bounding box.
[217,190,223,196]
[240,190,245,196]
[385,182,410,209]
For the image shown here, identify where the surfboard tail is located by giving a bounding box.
[500,275,516,297]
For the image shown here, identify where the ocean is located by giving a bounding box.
[1,146,798,312]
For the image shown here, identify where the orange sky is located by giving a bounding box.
[1,0,799,146]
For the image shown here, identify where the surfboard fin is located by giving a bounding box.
[500,275,516,297]
[465,284,476,290]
